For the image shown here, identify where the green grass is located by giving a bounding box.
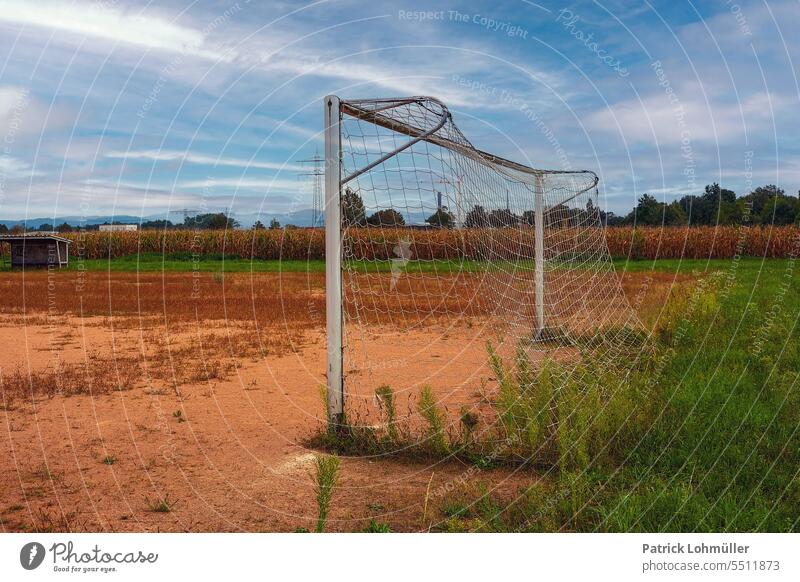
[613,256,787,274]
[60,255,493,274]
[65,253,323,273]
[435,259,800,532]
[0,251,782,275]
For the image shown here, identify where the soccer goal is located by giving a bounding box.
[324,95,639,424]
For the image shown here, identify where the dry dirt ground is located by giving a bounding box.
[0,269,686,532]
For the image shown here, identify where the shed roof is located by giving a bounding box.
[0,232,72,244]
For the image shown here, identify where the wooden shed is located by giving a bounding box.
[0,233,71,268]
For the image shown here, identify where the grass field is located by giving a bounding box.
[2,251,785,276]
[1,253,323,273]
[386,256,800,532]
[0,256,796,532]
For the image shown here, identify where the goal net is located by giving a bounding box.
[324,95,642,429]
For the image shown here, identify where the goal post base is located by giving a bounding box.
[326,413,349,439]
[529,326,572,346]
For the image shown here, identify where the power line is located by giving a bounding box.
[297,149,324,226]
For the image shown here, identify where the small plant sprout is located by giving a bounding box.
[313,454,340,533]
[146,494,177,513]
[460,407,479,444]
[318,383,327,417]
[374,384,397,440]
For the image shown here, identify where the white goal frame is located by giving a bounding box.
[323,94,599,424]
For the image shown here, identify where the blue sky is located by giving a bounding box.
[0,0,797,221]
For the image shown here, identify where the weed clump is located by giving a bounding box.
[375,385,397,440]
[146,494,177,513]
[418,385,448,455]
[362,519,390,533]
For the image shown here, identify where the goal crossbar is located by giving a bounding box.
[340,96,599,209]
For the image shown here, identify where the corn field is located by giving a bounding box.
[33,225,800,261]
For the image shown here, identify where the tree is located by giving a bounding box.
[627,194,686,226]
[717,198,744,225]
[425,207,455,228]
[342,188,366,227]
[744,185,782,216]
[0,224,8,233]
[601,210,625,226]
[464,205,488,228]
[140,219,174,229]
[762,196,798,225]
[38,223,54,232]
[544,204,572,228]
[701,183,737,225]
[663,201,688,226]
[629,194,662,225]
[185,213,239,230]
[678,184,737,225]
[521,210,536,226]
[488,208,519,228]
[253,220,266,230]
[678,195,701,224]
[742,185,798,225]
[57,222,73,233]
[367,208,405,227]
[268,218,281,230]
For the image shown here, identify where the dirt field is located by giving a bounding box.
[0,269,685,532]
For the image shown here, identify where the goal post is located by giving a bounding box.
[323,94,637,424]
[324,95,344,425]
[534,172,545,335]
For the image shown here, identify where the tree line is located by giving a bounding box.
[342,183,799,228]
[605,184,799,227]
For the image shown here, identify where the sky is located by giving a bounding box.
[0,0,797,222]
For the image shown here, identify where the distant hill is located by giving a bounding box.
[0,208,433,229]
[0,215,148,229]
[0,212,321,229]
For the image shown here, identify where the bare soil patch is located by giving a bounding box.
[0,269,688,532]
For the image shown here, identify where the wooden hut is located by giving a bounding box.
[0,233,71,268]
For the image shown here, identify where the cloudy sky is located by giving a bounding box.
[0,0,796,221]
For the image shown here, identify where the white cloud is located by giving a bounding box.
[83,175,309,196]
[253,51,563,110]
[0,155,41,179]
[179,177,306,193]
[106,150,303,172]
[1,179,196,217]
[0,0,231,61]
[587,89,787,144]
[0,85,28,117]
